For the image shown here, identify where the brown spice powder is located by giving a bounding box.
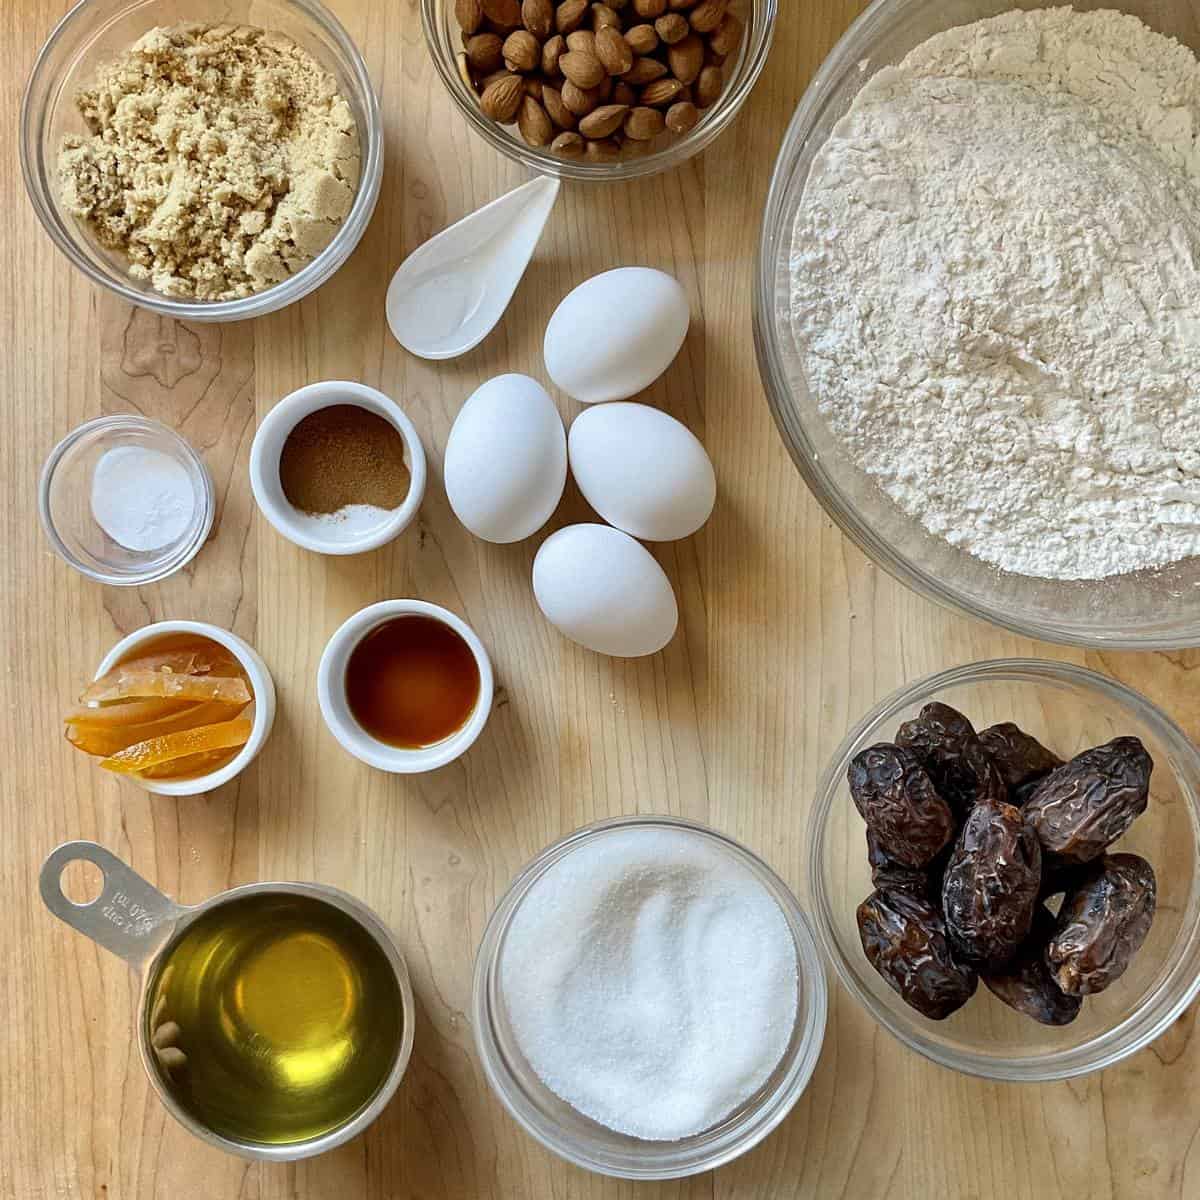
[279,405,411,516]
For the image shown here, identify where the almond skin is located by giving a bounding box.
[632,0,667,17]
[525,77,544,100]
[542,84,578,128]
[688,0,725,33]
[579,102,630,137]
[624,104,665,139]
[665,98,699,132]
[624,23,658,54]
[542,34,566,74]
[667,33,704,84]
[654,12,689,43]
[668,0,696,8]
[480,73,525,121]
[560,49,606,88]
[612,81,637,106]
[596,25,634,74]
[556,0,589,32]
[585,137,621,161]
[522,0,554,36]
[592,3,621,29]
[503,29,541,71]
[483,0,523,27]
[694,62,722,106]
[561,79,601,115]
[708,12,743,55]
[566,29,597,55]
[518,94,554,145]
[623,56,669,85]
[466,32,505,72]
[639,76,684,105]
[551,130,587,156]
[455,0,484,34]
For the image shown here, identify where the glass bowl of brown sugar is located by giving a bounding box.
[249,381,427,555]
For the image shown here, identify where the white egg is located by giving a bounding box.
[444,374,567,543]
[544,268,690,404]
[533,524,678,658]
[568,403,715,541]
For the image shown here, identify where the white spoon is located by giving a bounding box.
[385,175,561,361]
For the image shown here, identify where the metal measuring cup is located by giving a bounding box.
[40,841,415,1161]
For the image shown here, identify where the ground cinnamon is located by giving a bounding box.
[279,405,410,516]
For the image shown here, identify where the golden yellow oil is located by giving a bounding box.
[145,892,403,1145]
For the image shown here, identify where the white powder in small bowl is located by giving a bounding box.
[499,826,799,1142]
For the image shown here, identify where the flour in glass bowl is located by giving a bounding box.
[789,7,1200,581]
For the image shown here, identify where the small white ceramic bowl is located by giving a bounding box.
[92,620,277,796]
[317,600,493,773]
[249,381,427,555]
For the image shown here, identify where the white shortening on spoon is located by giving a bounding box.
[385,175,561,361]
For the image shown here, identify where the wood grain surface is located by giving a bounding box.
[5,0,1200,1197]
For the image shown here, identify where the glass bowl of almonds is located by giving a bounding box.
[422,0,775,177]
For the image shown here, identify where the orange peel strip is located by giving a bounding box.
[67,701,248,757]
[65,697,195,728]
[139,748,239,780]
[83,671,251,706]
[100,719,253,775]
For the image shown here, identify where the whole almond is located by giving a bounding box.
[708,12,742,55]
[551,130,587,156]
[525,77,544,100]
[455,0,484,34]
[633,0,667,17]
[585,137,621,161]
[561,79,601,115]
[480,73,525,121]
[624,24,658,54]
[668,0,695,6]
[503,29,541,71]
[566,29,597,55]
[542,85,577,128]
[542,34,566,74]
[665,99,699,132]
[592,3,621,29]
[596,25,634,75]
[668,33,703,83]
[639,76,684,105]
[688,0,725,33]
[466,32,505,71]
[612,81,637,106]
[655,12,689,43]
[560,49,605,88]
[623,56,669,85]
[579,102,630,137]
[483,0,523,27]
[479,67,517,90]
[522,0,554,36]
[556,0,588,32]
[624,105,665,139]
[518,95,554,145]
[694,62,722,106]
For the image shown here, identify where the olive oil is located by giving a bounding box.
[145,892,403,1145]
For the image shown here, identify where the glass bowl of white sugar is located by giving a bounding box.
[472,816,827,1180]
[39,415,215,586]
[756,0,1200,648]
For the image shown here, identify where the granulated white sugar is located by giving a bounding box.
[499,827,799,1141]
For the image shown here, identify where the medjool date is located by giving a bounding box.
[866,828,930,897]
[1046,853,1156,997]
[941,799,1042,967]
[856,889,977,1020]
[979,722,1063,798]
[848,743,955,868]
[896,702,996,816]
[1025,737,1153,864]
[982,906,1081,1026]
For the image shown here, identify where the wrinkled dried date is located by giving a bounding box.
[979,722,1063,798]
[1025,737,1153,864]
[896,702,995,816]
[1046,853,1156,997]
[849,744,955,868]
[982,906,1082,1026]
[866,828,931,897]
[856,889,977,1020]
[941,799,1042,967]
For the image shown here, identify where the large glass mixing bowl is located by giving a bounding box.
[754,0,1200,647]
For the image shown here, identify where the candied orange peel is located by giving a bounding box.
[99,719,253,775]
[66,700,248,758]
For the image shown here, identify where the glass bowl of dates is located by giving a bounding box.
[808,658,1200,1082]
[422,0,776,179]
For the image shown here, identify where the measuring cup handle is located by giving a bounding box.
[40,842,182,971]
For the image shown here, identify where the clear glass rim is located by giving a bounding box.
[751,0,1200,649]
[38,414,217,586]
[807,657,1200,1082]
[471,814,828,1179]
[420,0,778,182]
[19,0,384,322]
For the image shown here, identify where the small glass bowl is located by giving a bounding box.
[21,0,382,322]
[808,659,1200,1081]
[422,0,777,181]
[40,415,215,586]
[473,815,827,1179]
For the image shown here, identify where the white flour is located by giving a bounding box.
[790,8,1200,580]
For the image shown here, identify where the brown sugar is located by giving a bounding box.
[279,405,411,516]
